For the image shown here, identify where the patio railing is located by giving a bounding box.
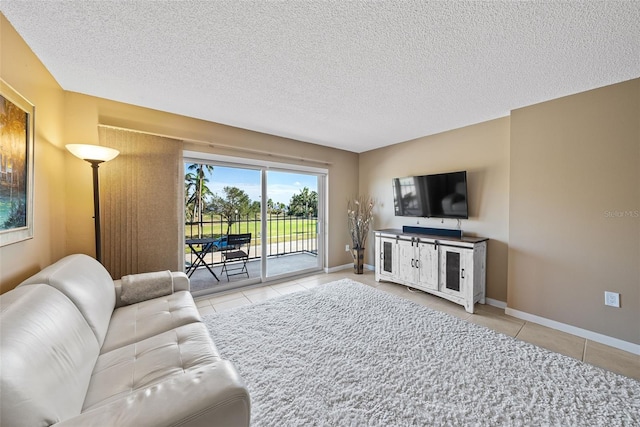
[185,213,318,267]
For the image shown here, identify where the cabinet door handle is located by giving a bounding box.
[411,259,414,268]
[380,252,383,260]
[461,268,465,279]
[415,260,419,269]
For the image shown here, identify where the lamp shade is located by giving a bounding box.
[66,144,119,162]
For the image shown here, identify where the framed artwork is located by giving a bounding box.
[0,79,35,247]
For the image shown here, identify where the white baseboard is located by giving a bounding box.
[325,263,353,273]
[485,298,507,309]
[505,307,640,355]
[325,263,375,273]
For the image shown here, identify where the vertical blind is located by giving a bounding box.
[98,126,183,278]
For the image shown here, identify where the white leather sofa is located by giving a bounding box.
[0,254,250,427]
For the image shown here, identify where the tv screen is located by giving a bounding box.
[393,171,468,219]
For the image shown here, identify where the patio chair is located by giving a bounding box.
[220,233,251,280]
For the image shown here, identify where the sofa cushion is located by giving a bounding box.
[101,290,202,353]
[120,270,174,305]
[114,272,190,308]
[18,254,115,347]
[0,285,100,427]
[83,322,221,411]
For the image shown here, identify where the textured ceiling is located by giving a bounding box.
[2,1,639,153]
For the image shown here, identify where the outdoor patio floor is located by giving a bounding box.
[189,252,320,294]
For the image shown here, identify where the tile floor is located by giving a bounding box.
[195,270,640,381]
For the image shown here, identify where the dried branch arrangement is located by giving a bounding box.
[347,195,374,250]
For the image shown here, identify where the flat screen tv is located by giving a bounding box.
[393,171,468,219]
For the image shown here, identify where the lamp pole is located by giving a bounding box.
[89,160,104,263]
[65,144,119,264]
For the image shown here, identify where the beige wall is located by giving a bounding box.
[0,15,67,292]
[359,117,511,302]
[63,91,359,270]
[509,79,640,345]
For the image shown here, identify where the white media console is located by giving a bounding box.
[374,229,488,313]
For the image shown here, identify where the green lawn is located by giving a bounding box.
[185,215,317,246]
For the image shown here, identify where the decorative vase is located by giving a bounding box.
[353,247,365,274]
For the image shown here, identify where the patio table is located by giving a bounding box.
[185,238,220,281]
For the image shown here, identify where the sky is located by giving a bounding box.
[186,164,318,206]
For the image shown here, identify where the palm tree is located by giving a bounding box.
[184,172,198,221]
[185,163,213,237]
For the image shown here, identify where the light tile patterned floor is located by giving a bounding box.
[195,270,640,381]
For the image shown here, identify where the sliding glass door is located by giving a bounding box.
[184,153,325,294]
[264,170,322,278]
[184,163,261,293]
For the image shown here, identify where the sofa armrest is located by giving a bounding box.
[114,272,190,308]
[172,271,190,292]
[54,361,250,427]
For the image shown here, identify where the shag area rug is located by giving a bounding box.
[204,279,639,426]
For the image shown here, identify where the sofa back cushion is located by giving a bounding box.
[0,284,100,426]
[19,254,115,347]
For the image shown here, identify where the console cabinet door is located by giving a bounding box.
[439,246,472,297]
[397,239,417,284]
[417,242,439,291]
[376,236,398,281]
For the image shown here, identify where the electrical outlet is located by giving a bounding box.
[604,291,620,308]
[345,244,350,252]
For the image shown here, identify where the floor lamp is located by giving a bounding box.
[66,144,120,264]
